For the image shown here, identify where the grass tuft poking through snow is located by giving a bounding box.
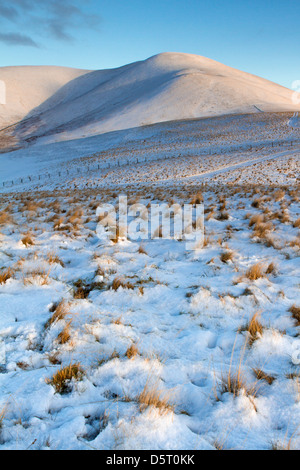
[289,305,300,326]
[244,313,264,345]
[0,268,13,285]
[46,363,84,394]
[45,301,70,329]
[137,380,174,415]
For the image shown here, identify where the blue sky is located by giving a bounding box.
[0,0,299,88]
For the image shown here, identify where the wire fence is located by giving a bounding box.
[1,138,299,189]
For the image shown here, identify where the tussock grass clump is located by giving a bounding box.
[289,305,300,326]
[252,221,273,238]
[138,245,147,255]
[266,262,277,275]
[218,368,258,401]
[46,301,70,329]
[0,211,13,226]
[73,283,90,299]
[67,209,83,227]
[293,218,300,228]
[245,263,265,281]
[271,438,294,451]
[111,225,127,244]
[111,277,134,291]
[217,211,230,221]
[190,192,204,205]
[47,253,65,267]
[73,278,104,299]
[244,313,264,345]
[46,363,84,394]
[22,268,51,286]
[126,344,139,359]
[22,201,41,213]
[152,225,163,239]
[253,368,275,386]
[219,373,248,398]
[57,321,72,345]
[249,214,264,228]
[137,381,174,414]
[273,189,285,202]
[0,268,13,285]
[290,236,300,249]
[0,407,5,429]
[251,198,263,209]
[53,217,65,230]
[21,234,34,247]
[220,251,234,264]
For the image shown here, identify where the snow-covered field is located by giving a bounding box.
[0,184,299,450]
[1,112,299,192]
[0,110,299,450]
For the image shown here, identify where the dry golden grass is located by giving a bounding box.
[0,211,13,226]
[249,214,264,228]
[0,407,5,429]
[218,365,259,402]
[22,267,51,286]
[67,209,83,227]
[266,262,277,275]
[22,201,41,213]
[53,217,65,230]
[220,251,234,264]
[110,225,127,244]
[245,263,265,281]
[290,236,300,249]
[111,277,134,291]
[190,192,204,205]
[272,437,295,451]
[0,268,13,285]
[252,221,273,238]
[136,381,174,414]
[273,189,285,202]
[219,373,250,398]
[138,245,147,255]
[251,198,263,209]
[46,363,84,394]
[47,253,65,267]
[217,211,230,221]
[21,234,34,247]
[73,285,90,299]
[46,301,70,328]
[126,344,139,359]
[57,321,72,345]
[152,225,163,239]
[293,218,300,228]
[244,313,264,345]
[253,368,275,385]
[17,361,30,370]
[289,305,300,326]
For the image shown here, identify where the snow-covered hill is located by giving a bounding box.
[0,66,89,128]
[0,53,299,143]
